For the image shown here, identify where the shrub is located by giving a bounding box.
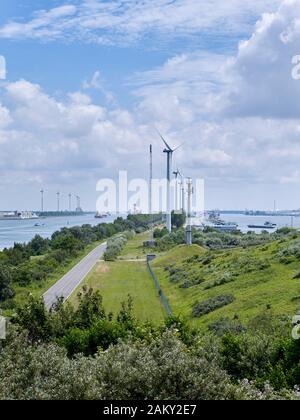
[204,272,235,290]
[104,231,134,261]
[192,295,235,318]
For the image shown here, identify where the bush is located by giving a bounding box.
[0,265,14,302]
[204,272,235,290]
[104,231,134,261]
[192,295,235,318]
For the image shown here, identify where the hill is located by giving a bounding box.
[152,234,300,329]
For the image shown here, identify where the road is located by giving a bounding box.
[43,242,107,310]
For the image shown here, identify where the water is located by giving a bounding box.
[0,212,298,250]
[193,213,300,234]
[0,214,118,250]
[221,214,299,233]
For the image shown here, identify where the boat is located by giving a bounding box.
[95,212,108,219]
[0,211,39,221]
[247,221,277,229]
[211,223,238,232]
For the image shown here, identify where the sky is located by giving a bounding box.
[1,0,300,211]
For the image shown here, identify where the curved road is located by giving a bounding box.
[43,242,107,310]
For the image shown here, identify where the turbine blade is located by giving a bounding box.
[155,128,172,151]
[173,142,185,152]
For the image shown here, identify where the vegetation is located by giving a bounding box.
[69,259,165,323]
[2,219,300,400]
[152,228,300,327]
[104,231,135,261]
[192,295,235,318]
[0,214,160,311]
[0,290,299,400]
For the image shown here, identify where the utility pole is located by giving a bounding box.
[69,193,72,212]
[76,195,81,211]
[180,176,186,214]
[149,145,154,240]
[186,178,193,246]
[173,169,180,212]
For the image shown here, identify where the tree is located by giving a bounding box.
[171,211,186,229]
[0,265,14,302]
[29,235,49,256]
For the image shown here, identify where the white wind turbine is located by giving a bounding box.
[156,129,183,233]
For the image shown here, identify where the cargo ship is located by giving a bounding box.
[247,221,277,230]
[0,211,39,221]
[95,212,108,219]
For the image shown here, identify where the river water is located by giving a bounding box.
[0,214,117,250]
[221,214,299,233]
[0,213,299,250]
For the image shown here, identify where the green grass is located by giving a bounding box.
[70,259,165,323]
[152,239,300,329]
[119,232,151,260]
[11,241,104,310]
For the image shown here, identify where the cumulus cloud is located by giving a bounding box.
[220,0,300,118]
[2,0,300,209]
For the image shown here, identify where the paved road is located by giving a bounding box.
[43,242,107,310]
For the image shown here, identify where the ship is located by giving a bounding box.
[0,211,39,221]
[247,221,277,230]
[204,213,238,232]
[95,212,108,219]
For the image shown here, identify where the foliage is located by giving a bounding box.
[104,231,135,261]
[192,295,235,318]
[171,211,186,229]
[0,265,14,302]
[0,215,158,307]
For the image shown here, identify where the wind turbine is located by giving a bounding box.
[156,129,183,233]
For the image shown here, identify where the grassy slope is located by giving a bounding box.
[70,232,165,323]
[152,239,300,329]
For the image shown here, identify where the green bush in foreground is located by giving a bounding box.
[0,328,298,400]
[1,291,300,400]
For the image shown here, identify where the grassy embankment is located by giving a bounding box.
[70,232,165,323]
[152,238,300,328]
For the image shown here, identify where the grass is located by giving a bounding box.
[70,260,165,323]
[152,238,300,329]
[69,232,165,323]
[11,241,104,310]
[119,232,150,260]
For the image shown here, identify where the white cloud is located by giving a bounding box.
[3,1,300,209]
[220,0,300,118]
[0,56,6,80]
[0,0,281,45]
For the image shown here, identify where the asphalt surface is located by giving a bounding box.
[43,242,107,310]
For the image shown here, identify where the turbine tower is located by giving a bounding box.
[40,189,44,213]
[68,194,72,212]
[156,129,182,233]
[56,192,60,212]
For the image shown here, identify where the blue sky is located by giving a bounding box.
[1,0,300,211]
